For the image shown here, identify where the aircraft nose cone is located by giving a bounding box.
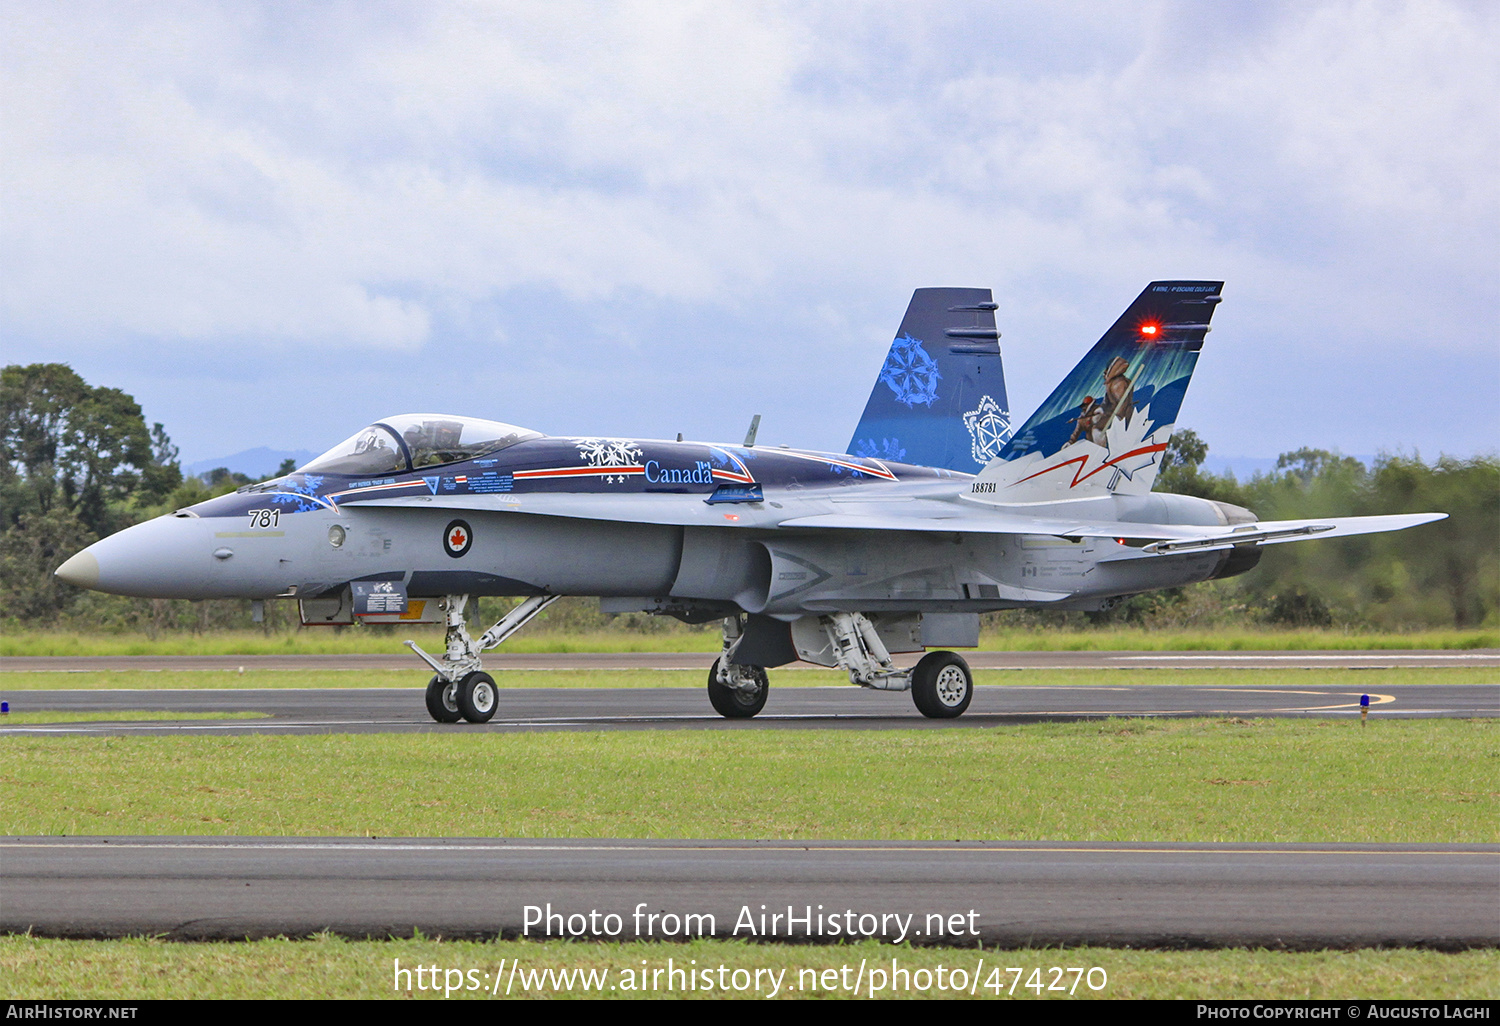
[54,550,100,589]
[54,513,294,599]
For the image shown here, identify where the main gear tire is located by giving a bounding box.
[911,651,973,719]
[707,658,769,718]
[456,670,498,723]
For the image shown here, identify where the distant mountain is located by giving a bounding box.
[184,447,318,480]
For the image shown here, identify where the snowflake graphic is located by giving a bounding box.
[962,394,1011,464]
[270,474,329,512]
[879,334,942,407]
[574,438,643,467]
[852,437,907,462]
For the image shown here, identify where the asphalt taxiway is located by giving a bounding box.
[4,837,1495,948]
[1,681,1495,735]
[5,653,1493,949]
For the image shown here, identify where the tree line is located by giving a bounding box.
[0,364,281,628]
[2,364,1495,633]
[1137,430,1497,629]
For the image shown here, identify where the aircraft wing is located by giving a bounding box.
[338,490,1170,536]
[781,508,1448,551]
[1122,513,1449,555]
[341,493,1446,550]
[339,490,1119,534]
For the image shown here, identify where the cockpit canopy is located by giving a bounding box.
[299,415,543,476]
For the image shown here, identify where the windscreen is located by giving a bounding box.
[298,425,406,476]
[300,415,543,475]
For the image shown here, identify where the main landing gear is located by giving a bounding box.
[408,594,558,723]
[706,612,973,720]
[909,650,974,719]
[708,659,769,718]
[819,611,973,719]
[709,615,770,718]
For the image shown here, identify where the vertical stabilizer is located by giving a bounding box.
[971,281,1223,502]
[848,288,1011,473]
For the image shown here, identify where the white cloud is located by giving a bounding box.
[1,1,1494,457]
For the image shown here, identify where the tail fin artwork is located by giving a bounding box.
[973,281,1224,501]
[847,288,1011,473]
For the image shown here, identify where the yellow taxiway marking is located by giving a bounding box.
[1201,688,1397,710]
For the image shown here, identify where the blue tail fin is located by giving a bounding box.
[847,288,1011,472]
[973,281,1224,501]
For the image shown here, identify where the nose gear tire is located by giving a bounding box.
[457,671,499,723]
[425,676,463,723]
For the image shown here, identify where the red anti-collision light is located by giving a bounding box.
[1140,323,1160,337]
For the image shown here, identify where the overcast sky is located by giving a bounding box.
[3,1,1496,468]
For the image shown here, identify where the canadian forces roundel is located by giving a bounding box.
[443,519,473,558]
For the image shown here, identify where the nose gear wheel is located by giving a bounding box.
[424,676,462,723]
[456,671,498,723]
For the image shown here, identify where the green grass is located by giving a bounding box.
[0,710,265,725]
[3,667,1493,999]
[0,629,715,657]
[2,626,1493,657]
[0,936,1494,1000]
[1,666,1493,691]
[2,720,1493,842]
[983,627,1498,651]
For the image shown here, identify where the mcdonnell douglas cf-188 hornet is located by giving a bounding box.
[56,282,1445,721]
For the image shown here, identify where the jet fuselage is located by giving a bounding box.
[58,431,1252,617]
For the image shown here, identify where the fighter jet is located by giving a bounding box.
[55,281,1444,722]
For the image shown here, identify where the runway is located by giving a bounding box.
[1,682,1495,735]
[3,836,1493,948]
[7,656,1492,952]
[3,649,1498,672]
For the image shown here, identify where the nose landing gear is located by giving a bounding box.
[409,594,558,723]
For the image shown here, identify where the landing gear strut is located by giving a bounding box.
[817,611,972,719]
[408,594,559,723]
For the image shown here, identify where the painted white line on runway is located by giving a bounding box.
[1116,657,1488,666]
